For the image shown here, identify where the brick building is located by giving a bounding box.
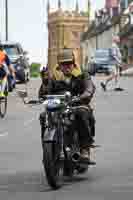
[47,0,90,73]
[105,0,120,8]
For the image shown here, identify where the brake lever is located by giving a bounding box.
[26,100,41,105]
[68,96,80,107]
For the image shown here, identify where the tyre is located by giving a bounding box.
[26,72,30,82]
[0,96,7,118]
[43,142,63,189]
[16,71,25,83]
[105,71,110,76]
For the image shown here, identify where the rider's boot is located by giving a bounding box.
[80,147,96,165]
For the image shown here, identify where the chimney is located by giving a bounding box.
[105,0,120,17]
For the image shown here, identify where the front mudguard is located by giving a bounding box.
[43,128,57,143]
[39,112,58,143]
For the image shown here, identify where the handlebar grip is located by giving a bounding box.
[27,100,40,104]
[71,97,80,104]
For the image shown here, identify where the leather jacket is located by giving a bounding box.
[48,72,95,105]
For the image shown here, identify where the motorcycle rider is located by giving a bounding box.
[40,48,96,164]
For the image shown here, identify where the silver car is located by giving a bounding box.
[0,41,30,83]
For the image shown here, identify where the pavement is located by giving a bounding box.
[0,77,133,199]
[122,68,133,76]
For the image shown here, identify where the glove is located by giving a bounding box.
[71,96,80,104]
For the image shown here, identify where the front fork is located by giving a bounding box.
[40,111,66,162]
[57,116,64,159]
[39,112,46,147]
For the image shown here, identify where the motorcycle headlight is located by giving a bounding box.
[16,65,21,70]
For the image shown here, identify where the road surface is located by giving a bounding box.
[0,77,133,200]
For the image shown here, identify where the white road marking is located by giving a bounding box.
[0,132,8,137]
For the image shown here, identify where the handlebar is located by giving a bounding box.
[18,94,89,111]
[22,96,80,107]
[45,91,71,99]
[17,89,80,106]
[44,94,67,99]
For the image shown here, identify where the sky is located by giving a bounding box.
[0,0,105,64]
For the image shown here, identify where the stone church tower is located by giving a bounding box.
[47,0,90,72]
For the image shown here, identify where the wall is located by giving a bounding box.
[82,23,120,70]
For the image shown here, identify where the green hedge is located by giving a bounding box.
[30,63,40,78]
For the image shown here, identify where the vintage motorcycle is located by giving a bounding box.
[17,89,97,190]
[39,92,96,189]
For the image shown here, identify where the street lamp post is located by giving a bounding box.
[5,0,8,41]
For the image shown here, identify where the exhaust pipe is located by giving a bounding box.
[71,152,80,162]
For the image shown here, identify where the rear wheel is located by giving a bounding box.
[0,96,7,118]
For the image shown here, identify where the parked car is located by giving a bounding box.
[0,41,30,83]
[88,48,116,75]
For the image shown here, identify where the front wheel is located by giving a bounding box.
[43,142,64,189]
